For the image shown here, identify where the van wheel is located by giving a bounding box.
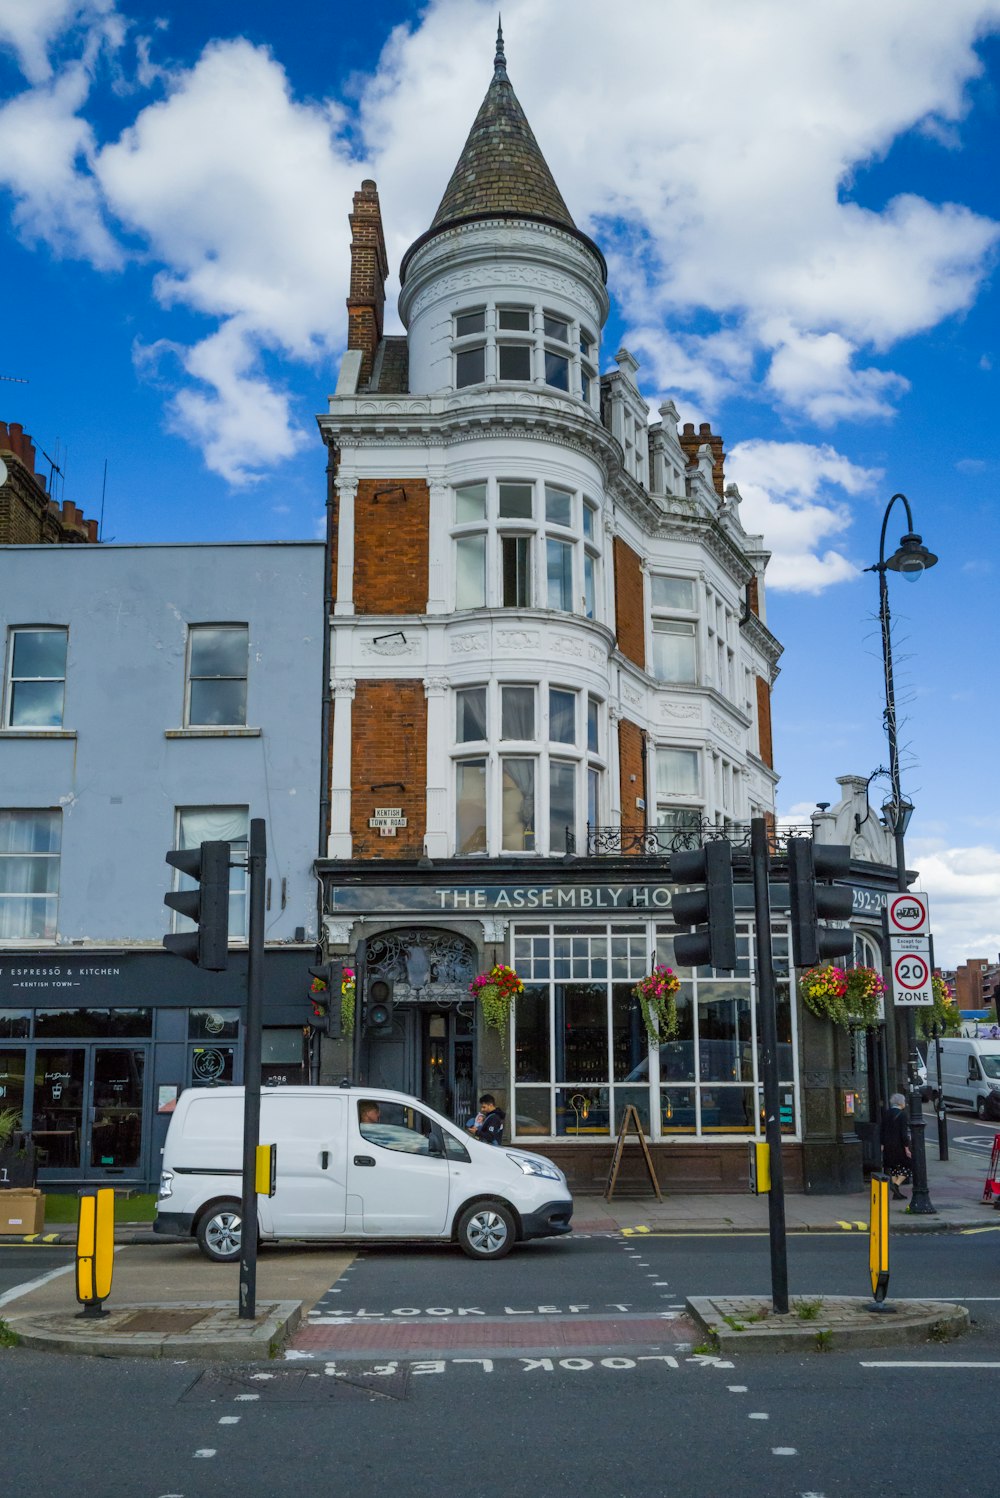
[457,1201,516,1260]
[196,1201,242,1263]
[977,1097,987,1119]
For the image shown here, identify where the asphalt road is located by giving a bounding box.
[2,1229,1000,1497]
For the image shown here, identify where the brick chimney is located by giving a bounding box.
[346,180,388,390]
[679,421,726,499]
[1,420,99,544]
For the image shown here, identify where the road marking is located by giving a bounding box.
[193,1450,216,1458]
[0,1260,74,1308]
[749,1412,769,1419]
[861,1361,1000,1368]
[728,1385,748,1392]
[772,1448,797,1456]
[959,1226,1000,1235]
[234,1393,260,1401]
[218,1417,240,1425]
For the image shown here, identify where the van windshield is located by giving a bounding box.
[981,1056,1000,1080]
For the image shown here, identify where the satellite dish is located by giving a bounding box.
[0,457,7,486]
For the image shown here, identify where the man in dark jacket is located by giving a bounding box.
[470,1094,505,1145]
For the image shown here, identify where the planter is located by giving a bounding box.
[0,1146,36,1189]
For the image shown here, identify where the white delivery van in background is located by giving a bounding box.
[154,1084,573,1262]
[936,1037,1000,1120]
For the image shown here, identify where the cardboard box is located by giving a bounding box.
[0,1189,46,1234]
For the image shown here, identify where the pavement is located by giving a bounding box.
[0,1136,994,1360]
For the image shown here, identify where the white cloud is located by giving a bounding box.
[0,0,119,85]
[92,38,366,480]
[2,0,999,479]
[727,438,879,592]
[908,839,1000,967]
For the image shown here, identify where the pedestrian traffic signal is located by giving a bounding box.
[787,838,853,968]
[366,977,394,1035]
[670,839,737,971]
[308,960,344,1038]
[163,840,230,970]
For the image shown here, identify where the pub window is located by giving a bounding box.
[185,625,249,727]
[0,808,61,942]
[5,627,68,728]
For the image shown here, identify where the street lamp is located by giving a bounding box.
[866,493,938,1215]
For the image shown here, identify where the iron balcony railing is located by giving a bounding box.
[574,822,817,857]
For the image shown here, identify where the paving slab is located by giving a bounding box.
[688,1293,970,1353]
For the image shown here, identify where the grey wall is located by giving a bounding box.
[0,541,325,945]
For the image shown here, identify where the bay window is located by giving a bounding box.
[451,479,602,619]
[452,683,605,856]
[451,303,598,405]
[650,574,697,684]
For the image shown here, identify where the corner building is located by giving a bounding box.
[316,36,806,1192]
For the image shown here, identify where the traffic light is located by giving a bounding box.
[787,838,853,968]
[163,840,230,970]
[307,960,343,1038]
[670,839,737,971]
[366,977,394,1035]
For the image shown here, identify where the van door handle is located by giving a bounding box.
[319,1151,330,1170]
[354,1155,375,1167]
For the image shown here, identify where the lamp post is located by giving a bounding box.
[866,494,938,1215]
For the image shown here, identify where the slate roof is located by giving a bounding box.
[368,336,409,393]
[430,31,576,233]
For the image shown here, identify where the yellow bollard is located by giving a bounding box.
[867,1173,895,1314]
[76,1186,115,1320]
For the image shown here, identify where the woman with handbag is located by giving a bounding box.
[880,1092,912,1201]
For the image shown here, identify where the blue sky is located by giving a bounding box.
[1,0,998,966]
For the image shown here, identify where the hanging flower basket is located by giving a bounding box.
[844,965,887,1028]
[340,967,357,1038]
[632,966,681,1047]
[799,964,849,1026]
[469,964,524,1052]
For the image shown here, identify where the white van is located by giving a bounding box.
[154,1084,573,1262]
[936,1037,1000,1120]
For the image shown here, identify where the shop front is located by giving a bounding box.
[0,948,313,1192]
[319,859,812,1193]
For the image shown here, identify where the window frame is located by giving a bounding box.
[184,624,249,728]
[650,574,698,685]
[4,626,68,730]
[451,684,606,857]
[172,806,249,940]
[451,302,598,405]
[0,808,61,942]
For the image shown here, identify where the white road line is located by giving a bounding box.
[749,1412,769,1419]
[772,1448,797,1456]
[234,1393,260,1401]
[193,1450,216,1459]
[218,1417,240,1425]
[861,1360,1000,1368]
[728,1385,748,1392]
[0,1261,75,1308]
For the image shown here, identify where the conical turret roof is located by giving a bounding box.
[430,25,575,231]
[400,25,605,284]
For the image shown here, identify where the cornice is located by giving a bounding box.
[740,612,784,669]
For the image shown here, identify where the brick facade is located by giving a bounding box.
[0,422,98,544]
[755,675,774,767]
[353,479,430,614]
[613,537,645,670]
[350,680,428,858]
[618,716,646,838]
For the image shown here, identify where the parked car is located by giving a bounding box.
[155,1084,572,1262]
[934,1037,1000,1120]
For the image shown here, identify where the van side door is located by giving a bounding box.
[349,1099,450,1236]
[257,1093,347,1238]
